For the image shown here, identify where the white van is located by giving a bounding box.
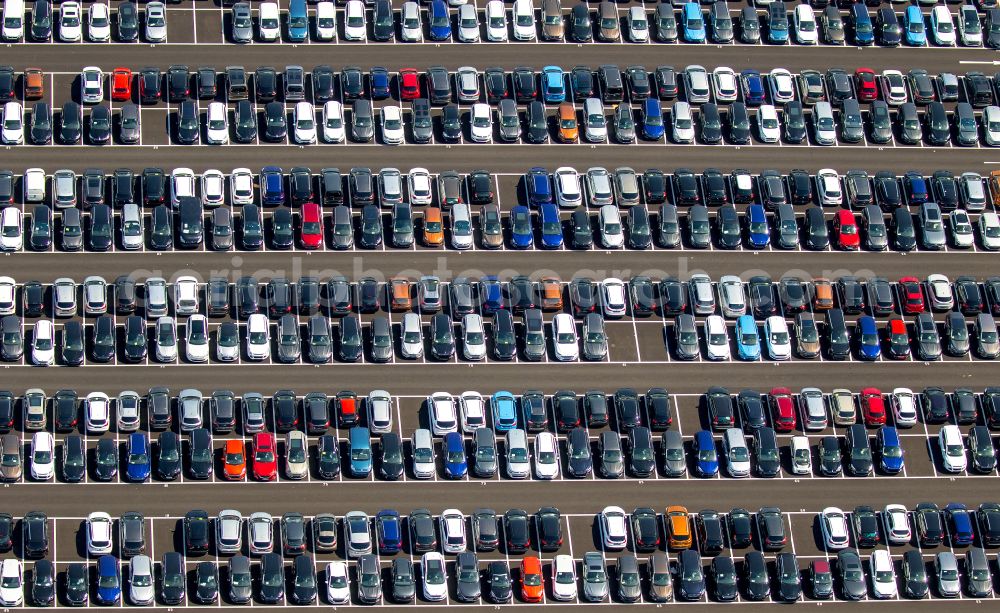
[257,2,280,41]
[23,168,45,203]
[1,0,25,41]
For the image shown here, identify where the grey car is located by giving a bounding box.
[1,316,22,362]
[276,313,300,363]
[472,428,497,477]
[228,556,252,603]
[357,554,382,603]
[944,312,970,356]
[598,431,624,478]
[662,430,686,476]
[915,312,942,360]
[674,314,699,360]
[935,552,960,598]
[837,550,866,600]
[617,555,642,602]
[370,316,392,363]
[0,434,21,481]
[523,309,546,361]
[497,99,520,142]
[307,315,332,363]
[210,208,232,251]
[582,312,608,360]
[455,552,481,602]
[918,202,946,250]
[775,203,798,249]
[230,3,253,43]
[119,103,140,144]
[966,548,992,597]
[582,552,608,601]
[351,99,374,142]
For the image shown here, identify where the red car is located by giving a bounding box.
[854,68,878,102]
[399,68,421,101]
[111,67,133,102]
[299,202,323,249]
[833,210,860,250]
[252,432,277,481]
[769,387,796,432]
[860,388,886,426]
[898,276,925,314]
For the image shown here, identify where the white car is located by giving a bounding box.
[230,168,254,204]
[789,436,812,475]
[0,207,22,251]
[0,277,14,315]
[257,1,280,41]
[512,0,536,40]
[400,1,423,41]
[554,167,582,207]
[671,100,694,143]
[756,104,780,142]
[882,504,912,545]
[117,391,141,431]
[2,101,23,144]
[128,555,155,605]
[705,315,731,361]
[428,392,458,435]
[87,2,111,41]
[459,391,486,432]
[951,210,975,248]
[983,106,1000,146]
[534,432,560,479]
[246,314,270,361]
[599,506,628,550]
[185,315,210,363]
[87,512,114,555]
[439,510,467,553]
[200,169,225,207]
[205,102,229,144]
[926,274,954,311]
[819,507,849,550]
[322,101,345,143]
[325,561,350,604]
[627,6,649,42]
[30,432,54,480]
[931,6,956,46]
[80,66,103,103]
[870,550,897,599]
[408,168,433,205]
[765,315,791,360]
[451,202,473,250]
[881,70,908,106]
[600,278,627,318]
[890,387,918,427]
[712,67,739,103]
[980,211,1000,250]
[470,103,492,142]
[485,0,507,41]
[457,4,480,41]
[552,313,579,361]
[380,105,403,145]
[144,1,167,42]
[817,170,843,206]
[344,0,366,40]
[31,320,54,365]
[59,2,82,41]
[1,0,23,40]
[768,69,795,103]
[0,559,22,606]
[367,390,393,433]
[292,101,317,144]
[724,428,751,477]
[170,168,196,207]
[793,3,817,44]
[939,425,967,472]
[422,552,448,601]
[315,1,337,40]
[718,275,746,318]
[462,314,486,360]
[155,316,177,362]
[86,392,111,432]
[552,555,578,600]
[400,312,424,359]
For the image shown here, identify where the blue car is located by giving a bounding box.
[491,391,518,431]
[429,0,451,41]
[876,426,904,474]
[693,430,718,477]
[375,509,402,554]
[527,167,552,205]
[746,204,770,248]
[682,2,706,43]
[856,315,881,360]
[851,3,874,46]
[287,0,308,42]
[348,426,372,477]
[542,66,565,103]
[642,98,664,140]
[126,433,150,482]
[443,432,467,478]
[261,166,284,205]
[766,3,788,44]
[736,315,761,361]
[480,276,505,314]
[944,503,975,545]
[740,70,765,106]
[510,205,534,248]
[903,171,929,204]
[903,6,926,47]
[96,555,121,605]
[539,203,563,248]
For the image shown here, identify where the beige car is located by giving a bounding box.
[831,389,857,426]
[541,0,564,40]
[284,431,308,480]
[598,1,620,41]
[0,434,22,481]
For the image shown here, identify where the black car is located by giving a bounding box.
[645,387,672,430]
[753,427,781,477]
[566,427,592,477]
[30,0,53,41]
[512,66,537,102]
[901,549,928,599]
[487,560,512,602]
[845,424,872,476]
[484,67,508,103]
[31,558,54,606]
[166,65,190,101]
[757,507,787,550]
[696,510,725,554]
[59,101,81,143]
[614,388,642,429]
[317,434,340,479]
[259,554,284,603]
[710,556,738,602]
[525,100,548,143]
[535,507,562,551]
[818,435,842,476]
[521,390,547,431]
[262,101,286,141]
[255,66,278,102]
[922,387,950,423]
[706,387,735,430]
[553,390,580,431]
[728,508,753,548]
[29,101,50,144]
[341,66,365,100]
[149,205,173,250]
[915,502,943,545]
[776,552,801,601]
[64,564,88,605]
[94,438,117,480]
[736,389,766,429]
[185,510,210,555]
[390,558,415,603]
[677,549,705,601]
[122,316,146,362]
[660,277,688,316]
[852,505,880,547]
[138,67,161,103]
[311,65,335,101]
[61,434,86,482]
[189,428,213,479]
[379,432,404,480]
[232,99,256,142]
[503,509,529,553]
[156,431,182,480]
[629,507,659,552]
[90,315,115,362]
[23,511,48,557]
[744,551,770,600]
[192,561,219,603]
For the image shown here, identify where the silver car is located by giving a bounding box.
[121,203,143,250]
[144,2,167,42]
[582,551,608,601]
[918,202,946,250]
[216,510,243,554]
[144,277,168,318]
[935,552,960,598]
[230,2,253,43]
[53,169,76,208]
[128,555,155,605]
[400,312,423,359]
[248,512,273,555]
[344,511,372,557]
[53,278,77,317]
[178,389,203,431]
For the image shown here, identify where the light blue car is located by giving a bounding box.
[904,6,926,47]
[736,315,761,361]
[491,391,517,431]
[682,3,706,43]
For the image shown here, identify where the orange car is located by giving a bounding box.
[539,276,563,311]
[812,278,834,310]
[111,67,133,102]
[423,207,444,247]
[23,68,44,100]
[557,102,578,142]
[389,277,412,311]
[222,439,246,480]
[666,506,692,549]
[520,556,543,602]
[990,170,1000,207]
